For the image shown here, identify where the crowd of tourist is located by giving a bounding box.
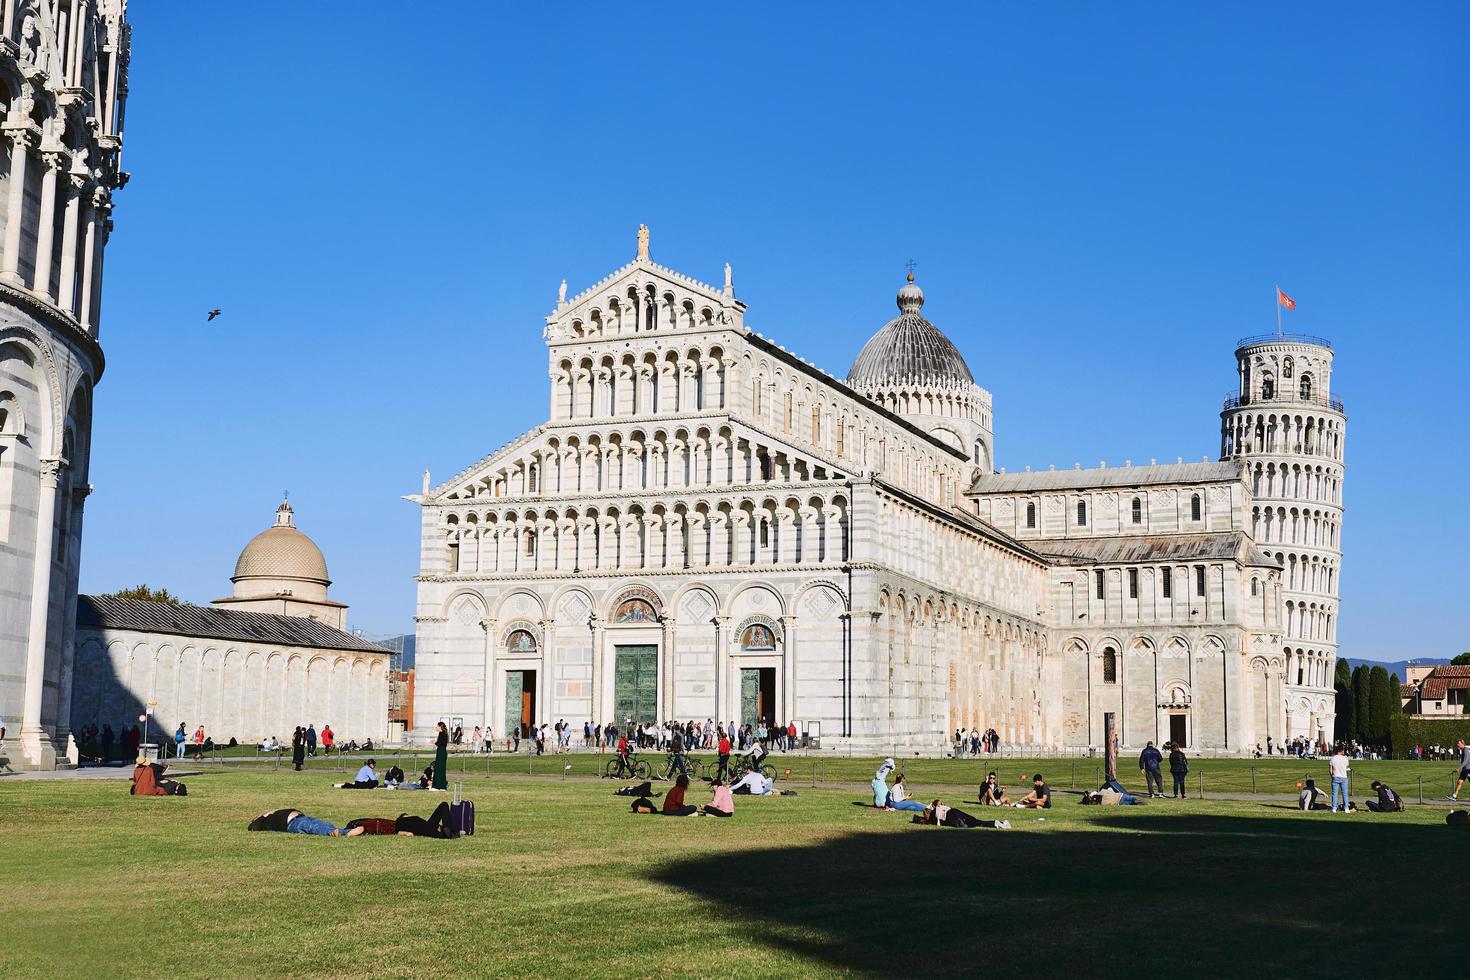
[951,728,1002,755]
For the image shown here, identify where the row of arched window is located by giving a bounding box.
[1020,493,1204,530]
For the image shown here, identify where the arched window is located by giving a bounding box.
[1191,494,1202,522]
[524,531,536,557]
[974,439,989,470]
[1077,501,1088,526]
[507,629,538,654]
[1261,373,1275,399]
[1094,569,1105,599]
[1299,374,1313,400]
[758,453,773,481]
[759,518,769,549]
[1251,578,1259,596]
[613,598,658,623]
[1102,648,1117,684]
[528,466,538,493]
[1283,356,1294,379]
[1128,568,1138,598]
[1025,503,1036,529]
[1131,497,1142,524]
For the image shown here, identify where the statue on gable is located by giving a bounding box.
[636,223,649,260]
[558,279,567,305]
[17,6,42,67]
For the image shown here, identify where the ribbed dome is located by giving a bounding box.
[847,275,974,388]
[232,500,330,586]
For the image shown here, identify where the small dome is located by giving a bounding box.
[232,500,330,586]
[847,274,974,388]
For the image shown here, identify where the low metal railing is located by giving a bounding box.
[1222,392,1346,413]
[1235,333,1334,350]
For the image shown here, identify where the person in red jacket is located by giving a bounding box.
[321,725,335,755]
[716,731,732,781]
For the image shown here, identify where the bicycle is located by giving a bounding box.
[604,754,651,780]
[730,751,776,782]
[660,752,703,781]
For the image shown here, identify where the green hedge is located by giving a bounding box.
[1389,714,1470,753]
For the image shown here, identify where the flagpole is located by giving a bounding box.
[1275,284,1281,336]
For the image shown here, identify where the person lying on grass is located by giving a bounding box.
[613,781,659,798]
[913,800,1009,829]
[1016,774,1052,809]
[247,808,364,836]
[342,802,456,838]
[980,771,1012,807]
[887,773,927,812]
[336,759,380,789]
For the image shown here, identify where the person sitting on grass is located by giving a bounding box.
[343,802,456,838]
[1298,778,1327,811]
[731,769,775,796]
[913,800,1009,829]
[871,757,896,807]
[1367,780,1404,813]
[980,772,1012,807]
[700,778,734,817]
[246,808,364,836]
[1016,774,1052,809]
[662,775,698,816]
[130,756,187,796]
[887,773,928,812]
[337,759,380,789]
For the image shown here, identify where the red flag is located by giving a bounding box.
[1277,287,1296,311]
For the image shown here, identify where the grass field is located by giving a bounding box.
[3,760,1465,978]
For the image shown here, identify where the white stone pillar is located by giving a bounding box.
[19,458,64,767]
[31,151,64,299]
[539,620,555,721]
[57,173,84,316]
[666,513,686,569]
[781,615,798,724]
[714,616,731,725]
[78,187,106,329]
[1,129,34,285]
[481,617,498,735]
[778,511,798,564]
[589,617,604,724]
[661,618,676,720]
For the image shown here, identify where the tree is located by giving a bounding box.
[1368,666,1392,744]
[1351,665,1370,743]
[101,584,185,605]
[1334,660,1353,742]
[1452,652,1470,666]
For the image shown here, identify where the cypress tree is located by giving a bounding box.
[1368,666,1392,745]
[1334,660,1353,742]
[1351,665,1370,743]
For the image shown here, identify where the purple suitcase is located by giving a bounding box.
[450,782,475,837]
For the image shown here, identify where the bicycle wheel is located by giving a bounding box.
[760,764,777,781]
[686,758,705,780]
[633,759,653,780]
[603,759,621,779]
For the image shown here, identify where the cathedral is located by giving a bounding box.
[411,231,1347,754]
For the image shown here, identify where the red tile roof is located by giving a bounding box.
[1419,665,1470,700]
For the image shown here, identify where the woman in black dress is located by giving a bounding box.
[432,722,449,790]
[292,726,306,771]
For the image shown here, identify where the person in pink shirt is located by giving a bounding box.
[701,779,734,817]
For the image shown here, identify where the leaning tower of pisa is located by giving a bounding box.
[1,1,131,768]
[1221,334,1345,745]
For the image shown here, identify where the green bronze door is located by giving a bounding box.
[741,668,760,728]
[504,671,523,737]
[613,646,658,724]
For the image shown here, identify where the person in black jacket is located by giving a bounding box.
[291,726,306,771]
[432,722,449,790]
[1167,742,1189,798]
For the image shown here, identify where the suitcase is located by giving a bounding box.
[450,782,475,837]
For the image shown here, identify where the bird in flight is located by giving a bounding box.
[207,308,222,321]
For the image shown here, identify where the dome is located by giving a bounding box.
[232,500,330,587]
[846,273,974,388]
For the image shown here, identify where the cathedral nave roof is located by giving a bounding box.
[969,460,1244,495]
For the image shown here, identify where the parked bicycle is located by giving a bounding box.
[604,753,651,780]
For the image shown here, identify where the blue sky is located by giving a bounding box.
[81,4,1466,658]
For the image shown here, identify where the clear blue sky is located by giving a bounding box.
[81,4,1466,659]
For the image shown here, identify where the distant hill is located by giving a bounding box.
[1342,657,1450,680]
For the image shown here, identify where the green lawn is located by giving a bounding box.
[3,763,1464,978]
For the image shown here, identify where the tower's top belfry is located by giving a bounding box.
[1,0,131,339]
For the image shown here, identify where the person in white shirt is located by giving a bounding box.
[731,770,774,795]
[339,759,380,789]
[1328,746,1350,812]
[887,773,927,812]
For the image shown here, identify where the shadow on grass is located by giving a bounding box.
[648,810,1463,976]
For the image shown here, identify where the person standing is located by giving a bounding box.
[321,725,334,756]
[306,724,318,758]
[716,730,732,782]
[432,721,449,790]
[174,724,187,759]
[1168,742,1189,799]
[192,725,206,761]
[668,725,687,780]
[1448,738,1470,802]
[1328,744,1350,812]
[1138,741,1164,798]
[291,726,306,771]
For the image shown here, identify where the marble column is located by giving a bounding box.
[57,173,84,316]
[589,617,604,724]
[539,620,556,722]
[20,458,64,768]
[781,615,798,724]
[481,617,498,736]
[1,128,34,286]
[661,618,677,720]
[714,616,731,725]
[31,151,64,299]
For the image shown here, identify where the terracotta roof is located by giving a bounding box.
[1030,531,1252,566]
[76,595,390,654]
[1420,665,1470,700]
